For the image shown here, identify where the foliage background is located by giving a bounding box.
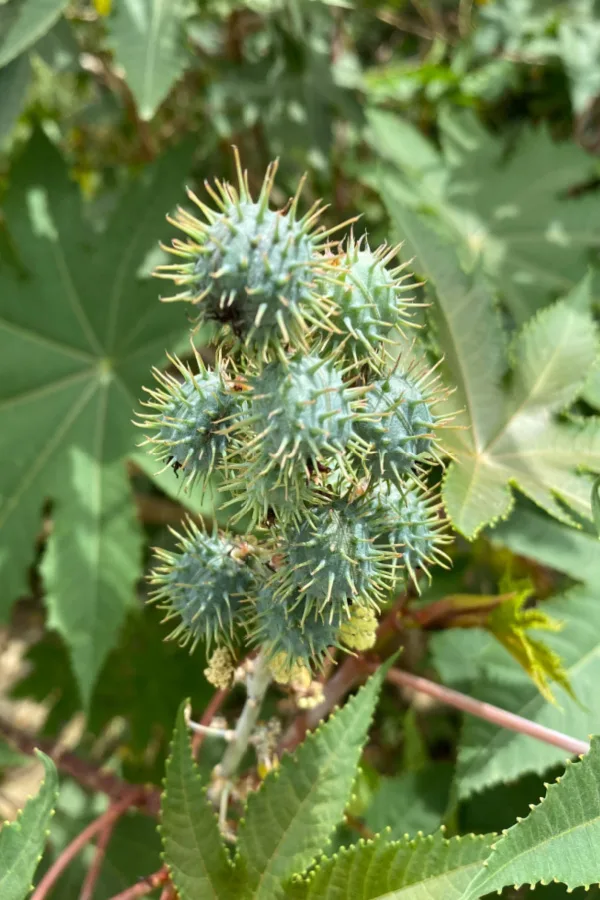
[1,0,600,896]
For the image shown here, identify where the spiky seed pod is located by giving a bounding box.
[136,353,238,490]
[155,151,345,359]
[353,370,436,484]
[371,483,451,589]
[320,237,415,368]
[274,498,395,617]
[148,519,257,650]
[253,585,341,677]
[241,353,366,484]
[338,605,378,651]
[221,450,326,528]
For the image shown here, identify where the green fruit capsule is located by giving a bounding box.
[372,482,451,589]
[354,371,436,483]
[240,352,366,484]
[321,237,416,368]
[155,150,347,359]
[136,352,238,491]
[253,584,342,676]
[149,519,257,650]
[275,497,395,616]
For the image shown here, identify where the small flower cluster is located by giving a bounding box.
[140,151,451,683]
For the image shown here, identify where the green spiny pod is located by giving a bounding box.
[274,497,395,616]
[221,449,326,528]
[240,352,367,484]
[148,519,257,650]
[372,482,451,588]
[136,352,238,490]
[154,150,345,359]
[320,236,415,367]
[253,584,341,678]
[353,367,439,484]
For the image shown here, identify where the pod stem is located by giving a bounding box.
[218,651,271,780]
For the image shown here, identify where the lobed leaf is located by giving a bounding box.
[0,54,30,145]
[0,131,192,703]
[376,109,600,323]
[161,701,237,900]
[385,204,600,538]
[108,0,188,120]
[0,751,58,900]
[0,0,68,68]
[484,585,573,703]
[236,661,390,899]
[286,829,495,900]
[40,449,143,708]
[491,504,600,586]
[462,736,600,898]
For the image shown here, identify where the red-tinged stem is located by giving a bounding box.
[32,790,142,900]
[159,885,178,900]
[377,665,591,757]
[107,868,169,900]
[79,819,114,900]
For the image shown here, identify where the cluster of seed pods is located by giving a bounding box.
[138,151,451,684]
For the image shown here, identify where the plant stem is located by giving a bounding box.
[79,819,114,900]
[218,652,271,780]
[379,665,591,757]
[32,790,141,900]
[191,686,230,757]
[188,721,234,741]
[108,868,169,900]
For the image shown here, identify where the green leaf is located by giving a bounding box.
[0,131,191,703]
[484,583,573,703]
[557,5,600,114]
[592,475,600,537]
[385,201,506,458]
[491,504,600,586]
[286,830,495,900]
[108,0,188,120]
[236,661,390,899]
[0,0,68,68]
[463,736,600,898]
[40,449,143,708]
[364,764,454,840]
[432,587,600,796]
[0,53,30,145]
[0,751,58,900]
[386,207,600,537]
[377,110,600,323]
[161,701,236,900]
[449,125,600,322]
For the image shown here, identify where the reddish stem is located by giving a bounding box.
[159,885,178,900]
[108,868,169,900]
[378,665,591,757]
[32,790,142,900]
[79,819,114,900]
